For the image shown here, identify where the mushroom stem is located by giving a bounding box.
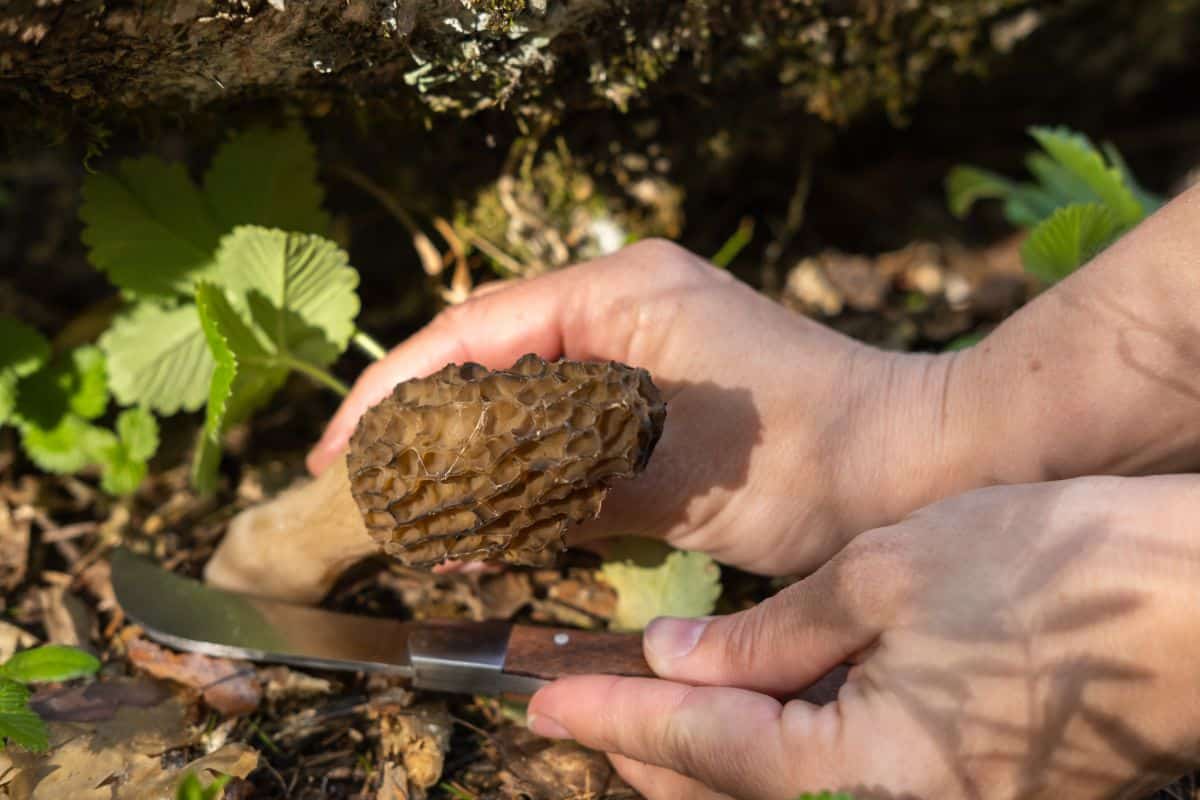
[204,457,380,604]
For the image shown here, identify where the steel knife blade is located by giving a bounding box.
[109,547,652,696]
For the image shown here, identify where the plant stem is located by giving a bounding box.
[352,329,388,361]
[281,357,350,397]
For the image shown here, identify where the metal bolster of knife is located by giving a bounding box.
[407,621,548,696]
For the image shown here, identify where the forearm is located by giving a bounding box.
[957,182,1200,485]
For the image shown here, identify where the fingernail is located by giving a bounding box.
[527,713,571,739]
[645,616,708,661]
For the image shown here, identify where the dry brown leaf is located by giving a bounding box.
[477,571,533,620]
[375,761,411,800]
[0,621,37,662]
[37,583,93,647]
[259,666,335,703]
[496,724,630,799]
[377,702,451,798]
[127,638,262,716]
[131,743,259,797]
[0,500,29,593]
[6,679,196,800]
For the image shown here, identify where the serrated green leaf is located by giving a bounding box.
[203,123,331,236]
[19,415,109,474]
[117,407,159,462]
[211,226,360,367]
[192,283,288,493]
[1102,141,1163,216]
[100,302,214,414]
[600,538,722,632]
[80,157,223,299]
[1,644,100,683]
[1028,127,1142,226]
[0,680,47,752]
[64,346,109,420]
[1024,152,1103,207]
[945,166,1018,219]
[1020,203,1124,283]
[0,316,49,427]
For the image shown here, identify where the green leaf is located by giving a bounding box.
[794,793,854,800]
[1,644,101,683]
[192,283,287,492]
[945,166,1018,219]
[63,346,109,420]
[600,538,722,632]
[1028,127,1143,226]
[1102,141,1163,216]
[19,415,110,475]
[1021,203,1124,283]
[100,302,214,414]
[945,331,985,351]
[0,679,47,752]
[176,771,232,800]
[203,123,331,236]
[1024,152,1103,207]
[210,226,360,367]
[94,408,159,495]
[0,317,49,426]
[80,157,223,299]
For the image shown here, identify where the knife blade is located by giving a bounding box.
[110,547,652,696]
[111,548,849,703]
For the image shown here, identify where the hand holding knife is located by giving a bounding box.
[111,548,846,703]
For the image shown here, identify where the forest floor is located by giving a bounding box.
[1,126,1199,800]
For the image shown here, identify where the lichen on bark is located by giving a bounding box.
[6,0,1194,133]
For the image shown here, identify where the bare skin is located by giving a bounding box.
[529,476,1200,799]
[295,184,1200,796]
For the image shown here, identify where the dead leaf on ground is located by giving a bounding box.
[374,702,452,798]
[495,725,635,800]
[4,677,212,800]
[0,499,30,593]
[259,666,335,704]
[477,571,533,619]
[37,582,93,647]
[0,621,38,662]
[127,637,262,716]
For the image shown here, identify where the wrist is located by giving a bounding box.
[825,346,993,545]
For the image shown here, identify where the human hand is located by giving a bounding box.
[528,475,1200,799]
[307,240,974,575]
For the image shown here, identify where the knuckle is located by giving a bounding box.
[622,238,716,284]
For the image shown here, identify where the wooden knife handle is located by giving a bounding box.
[503,625,653,680]
[502,624,849,705]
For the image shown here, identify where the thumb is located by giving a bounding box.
[643,531,909,695]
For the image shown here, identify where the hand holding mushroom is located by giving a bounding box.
[209,184,1200,798]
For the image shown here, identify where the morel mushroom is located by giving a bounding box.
[204,354,666,603]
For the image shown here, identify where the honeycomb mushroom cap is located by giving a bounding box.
[346,353,667,567]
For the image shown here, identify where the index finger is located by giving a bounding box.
[527,675,853,800]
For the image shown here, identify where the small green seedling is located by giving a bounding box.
[0,644,101,752]
[175,770,232,800]
[0,316,158,494]
[946,126,1161,283]
[79,122,385,492]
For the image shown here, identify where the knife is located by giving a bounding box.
[111,548,847,701]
